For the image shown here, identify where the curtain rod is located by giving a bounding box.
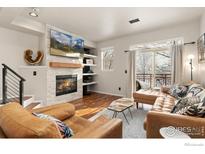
[125,41,196,52]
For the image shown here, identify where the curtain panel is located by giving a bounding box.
[170,40,184,84]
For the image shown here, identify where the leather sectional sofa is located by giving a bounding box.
[0,102,122,138]
[134,85,205,138]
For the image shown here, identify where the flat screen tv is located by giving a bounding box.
[50,29,84,58]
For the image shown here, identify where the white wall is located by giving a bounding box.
[19,66,47,103]
[200,12,205,34]
[94,19,200,96]
[0,26,39,98]
[199,12,205,87]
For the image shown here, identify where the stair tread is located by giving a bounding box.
[25,102,41,111]
[0,96,33,104]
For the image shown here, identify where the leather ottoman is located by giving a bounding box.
[133,89,166,108]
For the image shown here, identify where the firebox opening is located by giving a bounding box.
[56,75,77,96]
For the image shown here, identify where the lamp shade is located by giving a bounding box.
[188,54,194,60]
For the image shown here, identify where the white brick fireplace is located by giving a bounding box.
[46,67,82,105]
[19,65,83,106]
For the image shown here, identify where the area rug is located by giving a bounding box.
[89,107,148,138]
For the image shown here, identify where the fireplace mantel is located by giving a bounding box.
[49,62,83,68]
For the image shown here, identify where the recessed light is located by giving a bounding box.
[129,18,140,24]
[29,12,38,17]
[29,8,39,17]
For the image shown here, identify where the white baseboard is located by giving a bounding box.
[90,90,123,97]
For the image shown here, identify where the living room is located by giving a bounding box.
[0,0,205,153]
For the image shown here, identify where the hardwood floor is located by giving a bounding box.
[69,92,121,119]
[1,92,120,119]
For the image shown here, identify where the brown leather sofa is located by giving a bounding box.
[0,102,122,138]
[134,86,205,138]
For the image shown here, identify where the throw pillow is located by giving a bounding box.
[197,106,205,117]
[185,92,205,117]
[186,86,204,97]
[33,113,73,138]
[185,105,205,118]
[138,80,150,90]
[171,96,201,114]
[187,83,201,91]
[136,80,141,91]
[169,84,178,98]
[202,97,205,106]
[169,85,188,99]
[195,90,205,107]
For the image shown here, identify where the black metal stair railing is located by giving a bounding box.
[2,64,26,105]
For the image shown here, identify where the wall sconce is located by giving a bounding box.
[188,54,194,81]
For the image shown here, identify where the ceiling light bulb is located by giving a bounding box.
[29,12,38,17]
[29,7,39,17]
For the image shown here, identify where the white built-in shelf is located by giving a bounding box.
[83,54,97,58]
[83,82,97,86]
[83,73,97,76]
[83,63,97,67]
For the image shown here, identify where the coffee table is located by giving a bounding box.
[107,98,134,124]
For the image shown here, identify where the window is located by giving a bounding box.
[154,50,171,87]
[101,47,114,71]
[135,44,172,88]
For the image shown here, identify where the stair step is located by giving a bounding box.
[0,96,33,104]
[25,102,41,111]
[0,96,32,102]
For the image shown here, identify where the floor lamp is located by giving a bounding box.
[188,55,194,81]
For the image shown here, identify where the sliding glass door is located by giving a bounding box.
[136,51,153,88]
[136,49,171,88]
[154,50,171,87]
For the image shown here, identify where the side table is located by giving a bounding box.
[107,98,134,124]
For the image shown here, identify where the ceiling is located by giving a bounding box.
[1,7,205,42]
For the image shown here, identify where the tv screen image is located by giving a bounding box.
[50,29,83,58]
[71,38,84,53]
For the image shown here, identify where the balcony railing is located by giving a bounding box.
[136,73,171,88]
